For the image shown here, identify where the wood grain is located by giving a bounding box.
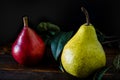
[0,47,120,80]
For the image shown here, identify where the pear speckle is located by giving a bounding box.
[61,7,106,78]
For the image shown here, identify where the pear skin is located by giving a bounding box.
[61,7,106,78]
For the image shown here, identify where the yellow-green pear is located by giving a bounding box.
[61,7,106,78]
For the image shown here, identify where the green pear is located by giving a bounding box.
[61,7,106,78]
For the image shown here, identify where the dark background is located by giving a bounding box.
[0,0,120,45]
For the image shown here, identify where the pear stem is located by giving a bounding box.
[23,16,28,27]
[81,7,90,26]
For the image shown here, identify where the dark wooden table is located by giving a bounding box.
[0,47,120,80]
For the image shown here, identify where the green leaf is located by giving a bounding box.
[96,29,105,43]
[113,54,120,70]
[93,66,111,80]
[59,62,65,72]
[36,22,61,46]
[51,31,73,61]
[37,22,60,35]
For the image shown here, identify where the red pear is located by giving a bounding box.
[12,16,45,66]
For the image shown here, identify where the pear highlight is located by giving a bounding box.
[12,16,45,66]
[61,7,106,78]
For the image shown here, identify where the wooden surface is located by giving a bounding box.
[0,54,79,80]
[0,47,120,80]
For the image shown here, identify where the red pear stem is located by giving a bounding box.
[23,16,28,27]
[81,7,90,26]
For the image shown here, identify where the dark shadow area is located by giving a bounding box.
[0,0,120,45]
